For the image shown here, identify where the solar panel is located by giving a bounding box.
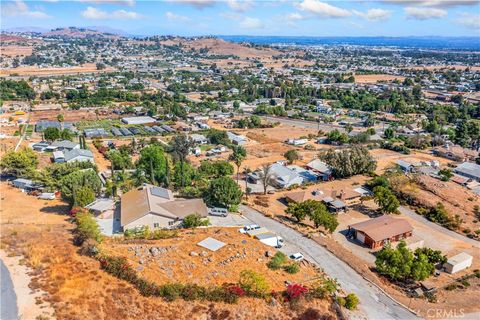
[150,186,170,199]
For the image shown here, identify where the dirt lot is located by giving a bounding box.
[30,108,121,122]
[102,228,321,291]
[0,183,337,320]
[409,65,480,71]
[1,45,33,57]
[354,74,406,83]
[0,63,115,77]
[369,148,452,174]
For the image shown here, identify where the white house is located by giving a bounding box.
[444,252,473,274]
[64,149,94,163]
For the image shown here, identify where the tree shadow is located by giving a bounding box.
[40,204,70,216]
[350,203,380,218]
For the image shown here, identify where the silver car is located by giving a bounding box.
[208,207,229,217]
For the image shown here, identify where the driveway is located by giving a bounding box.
[398,206,480,248]
[208,213,253,227]
[240,204,420,320]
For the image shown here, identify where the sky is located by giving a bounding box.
[1,0,480,37]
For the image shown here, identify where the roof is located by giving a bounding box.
[197,237,226,252]
[330,199,346,209]
[396,160,413,169]
[349,215,413,242]
[255,232,279,240]
[454,162,480,179]
[306,159,331,173]
[64,149,94,161]
[446,252,473,266]
[120,184,207,226]
[284,190,324,203]
[122,116,156,124]
[51,140,79,149]
[85,198,116,212]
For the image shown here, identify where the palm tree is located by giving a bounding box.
[243,166,251,200]
[229,146,247,183]
[171,134,194,188]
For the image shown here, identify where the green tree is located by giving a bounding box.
[283,149,299,164]
[136,145,170,187]
[74,186,95,207]
[229,146,247,183]
[206,129,229,145]
[205,177,243,209]
[384,127,395,139]
[345,294,360,310]
[286,200,338,232]
[182,213,209,228]
[198,160,234,178]
[60,169,101,206]
[107,149,133,171]
[258,164,274,195]
[320,146,376,178]
[439,168,453,181]
[0,148,38,177]
[43,127,61,141]
[373,186,400,214]
[173,161,195,189]
[60,129,73,141]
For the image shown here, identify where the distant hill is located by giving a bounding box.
[43,27,125,39]
[2,26,49,34]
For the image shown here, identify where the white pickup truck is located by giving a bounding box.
[255,232,284,248]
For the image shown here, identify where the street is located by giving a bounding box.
[240,204,420,320]
[1,259,18,320]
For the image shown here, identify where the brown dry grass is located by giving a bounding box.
[354,74,406,83]
[0,63,116,76]
[0,183,337,320]
[0,45,33,57]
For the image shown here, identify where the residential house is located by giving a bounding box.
[190,134,208,144]
[348,215,413,249]
[51,140,80,151]
[270,163,304,189]
[85,198,116,219]
[305,159,332,181]
[454,162,480,182]
[434,145,477,162]
[226,131,247,145]
[120,184,208,230]
[64,149,94,163]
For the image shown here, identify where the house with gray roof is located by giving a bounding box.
[454,162,480,182]
[64,149,94,163]
[51,140,80,151]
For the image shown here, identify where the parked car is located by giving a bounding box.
[38,192,56,200]
[208,207,228,217]
[238,224,260,234]
[289,252,304,261]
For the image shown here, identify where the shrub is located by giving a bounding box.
[310,278,338,299]
[98,255,137,283]
[285,283,308,301]
[239,270,269,296]
[345,293,360,310]
[284,263,300,274]
[75,211,102,244]
[336,296,346,307]
[181,284,206,301]
[159,283,184,301]
[182,213,209,228]
[267,252,288,270]
[445,284,458,291]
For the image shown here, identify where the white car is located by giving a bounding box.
[208,207,228,217]
[38,192,56,200]
[289,252,304,261]
[238,224,260,234]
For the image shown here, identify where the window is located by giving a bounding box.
[153,223,159,228]
[168,221,175,226]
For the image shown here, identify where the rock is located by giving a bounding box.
[139,259,144,265]
[136,266,144,272]
[270,297,277,307]
[200,251,208,257]
[190,251,198,256]
[265,251,274,257]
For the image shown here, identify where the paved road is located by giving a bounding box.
[399,206,480,248]
[240,205,420,320]
[1,259,18,320]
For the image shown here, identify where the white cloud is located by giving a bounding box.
[167,0,215,9]
[455,12,480,29]
[239,16,264,29]
[382,0,479,8]
[79,0,135,6]
[165,11,190,22]
[404,6,447,20]
[353,8,392,21]
[227,0,253,12]
[286,12,305,21]
[2,0,51,18]
[81,6,142,20]
[295,0,351,18]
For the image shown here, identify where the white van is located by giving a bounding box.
[208,207,228,217]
